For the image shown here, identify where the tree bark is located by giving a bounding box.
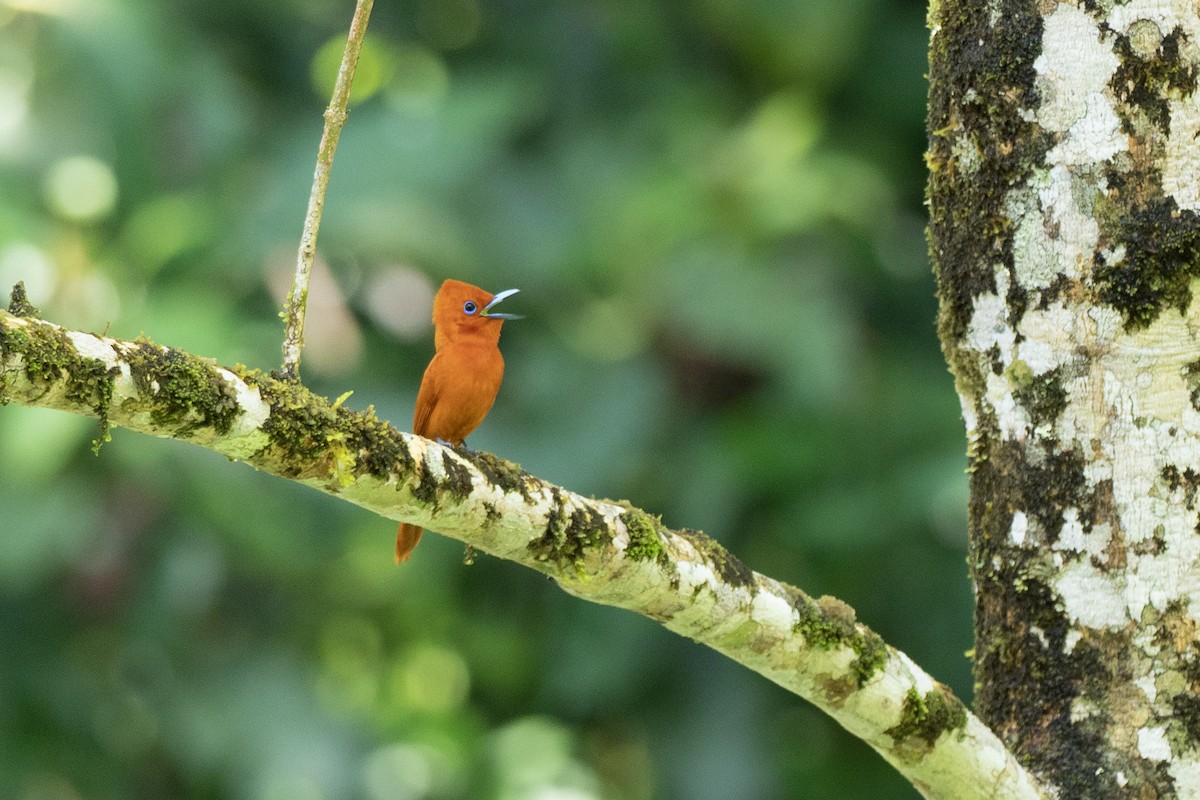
[929,1,1200,796]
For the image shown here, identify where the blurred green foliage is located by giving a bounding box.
[0,0,960,798]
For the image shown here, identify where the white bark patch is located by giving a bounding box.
[1106,312,1199,424]
[966,291,1014,360]
[1010,5,1121,317]
[1058,558,1130,628]
[986,0,1001,28]
[1059,510,1200,628]
[951,133,984,176]
[675,559,720,600]
[1041,165,1103,269]
[994,40,1129,492]
[1010,511,1028,546]
[894,649,937,696]
[1108,2,1200,210]
[212,368,271,461]
[1070,695,1103,724]
[750,589,797,631]
[1162,97,1200,210]
[63,330,137,403]
[1017,301,1078,375]
[959,393,979,439]
[1028,625,1049,649]
[986,371,1030,440]
[1135,674,1158,703]
[1035,5,1122,148]
[1050,296,1200,637]
[421,440,448,482]
[1137,726,1171,761]
[1058,387,1200,619]
[1052,508,1087,553]
[1168,757,1200,795]
[1109,0,1200,31]
[65,330,116,367]
[1010,183,1067,290]
[1050,102,1124,166]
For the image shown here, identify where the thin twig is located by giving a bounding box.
[280,0,375,380]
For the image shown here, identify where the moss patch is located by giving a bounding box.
[346,405,414,480]
[928,0,1052,393]
[247,371,355,481]
[242,370,419,486]
[527,487,611,569]
[1094,197,1200,330]
[1184,359,1200,410]
[972,548,1119,795]
[410,447,474,509]
[81,361,118,454]
[885,685,969,760]
[789,593,888,688]
[123,339,240,436]
[620,508,669,566]
[674,527,754,589]
[1012,365,1068,428]
[464,448,536,503]
[970,423,1091,550]
[1161,464,1200,510]
[1173,694,1200,749]
[0,317,118,450]
[1110,25,1198,136]
[7,282,41,318]
[247,370,324,463]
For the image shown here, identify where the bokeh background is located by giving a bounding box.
[0,0,964,798]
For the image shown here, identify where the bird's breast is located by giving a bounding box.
[420,342,505,443]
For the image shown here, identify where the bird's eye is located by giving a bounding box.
[463,301,477,315]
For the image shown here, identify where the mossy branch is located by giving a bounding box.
[0,305,1049,800]
[280,0,374,381]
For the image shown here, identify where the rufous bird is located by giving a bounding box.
[395,279,522,563]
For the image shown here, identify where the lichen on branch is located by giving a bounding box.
[0,305,1047,800]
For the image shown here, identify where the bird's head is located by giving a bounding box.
[432,279,522,347]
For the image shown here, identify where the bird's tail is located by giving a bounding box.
[395,523,424,564]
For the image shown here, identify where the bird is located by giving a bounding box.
[395,278,522,563]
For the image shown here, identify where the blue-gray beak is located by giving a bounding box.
[482,288,523,320]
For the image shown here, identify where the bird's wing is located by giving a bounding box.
[412,352,444,437]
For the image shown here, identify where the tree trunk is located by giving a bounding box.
[929,1,1200,796]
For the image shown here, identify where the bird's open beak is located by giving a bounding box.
[482,288,523,320]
